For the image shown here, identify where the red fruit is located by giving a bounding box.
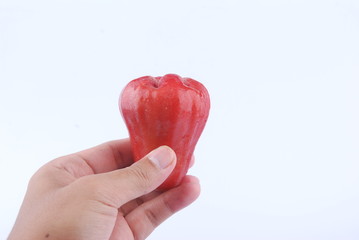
[119,74,210,190]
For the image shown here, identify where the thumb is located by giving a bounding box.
[79,146,177,207]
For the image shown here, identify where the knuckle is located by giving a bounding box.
[73,175,120,209]
[126,165,152,190]
[28,165,49,188]
[144,208,160,228]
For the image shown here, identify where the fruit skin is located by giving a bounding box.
[120,74,210,190]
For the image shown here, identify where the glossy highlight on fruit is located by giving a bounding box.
[120,74,210,190]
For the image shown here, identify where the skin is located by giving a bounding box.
[120,74,210,190]
[8,138,200,240]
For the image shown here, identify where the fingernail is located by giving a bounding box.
[148,146,174,169]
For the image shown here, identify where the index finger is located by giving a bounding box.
[53,138,134,176]
[76,138,133,174]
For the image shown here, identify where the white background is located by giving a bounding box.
[1,0,359,239]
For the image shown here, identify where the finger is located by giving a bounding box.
[109,214,132,240]
[124,176,201,240]
[119,191,161,217]
[77,146,177,208]
[51,139,133,178]
[75,138,133,173]
[114,154,195,216]
[28,139,133,194]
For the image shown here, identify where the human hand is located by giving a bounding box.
[8,139,200,240]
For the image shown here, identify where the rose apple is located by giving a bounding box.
[119,74,210,190]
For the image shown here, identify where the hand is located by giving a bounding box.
[8,139,200,240]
